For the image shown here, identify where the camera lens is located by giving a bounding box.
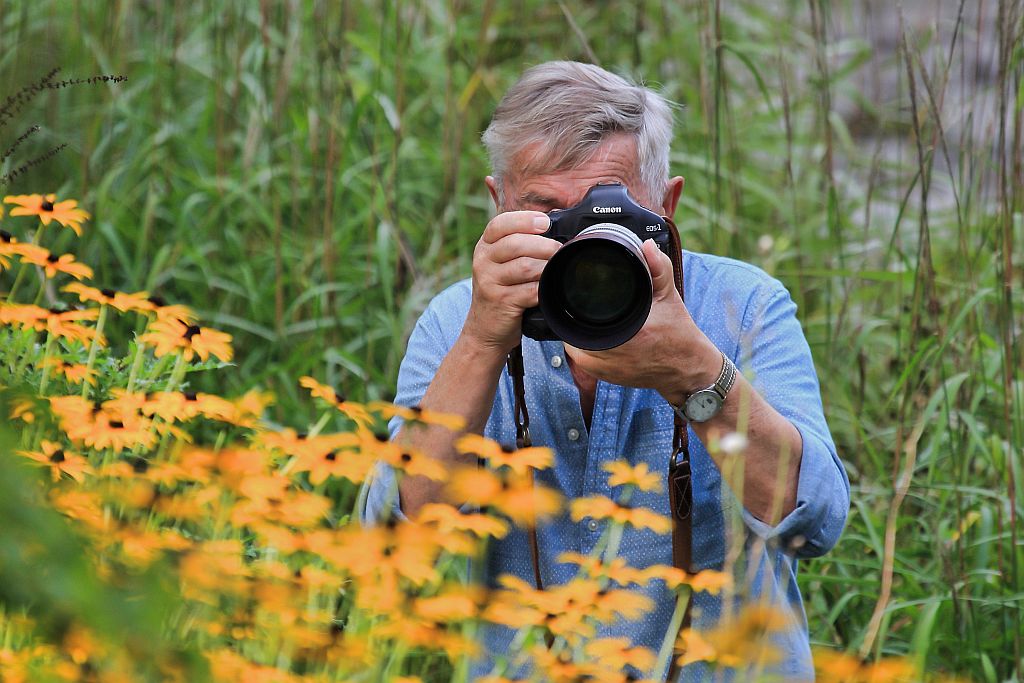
[560,242,638,324]
[538,223,653,350]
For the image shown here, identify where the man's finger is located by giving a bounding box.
[488,233,561,264]
[643,239,677,299]
[481,211,551,245]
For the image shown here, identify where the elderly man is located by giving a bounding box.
[362,61,849,680]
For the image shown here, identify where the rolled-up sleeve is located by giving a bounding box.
[358,282,467,527]
[737,285,850,558]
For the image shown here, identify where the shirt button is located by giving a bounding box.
[567,428,580,441]
[550,355,563,368]
[587,518,600,532]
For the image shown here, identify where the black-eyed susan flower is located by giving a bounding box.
[41,307,102,346]
[604,460,662,493]
[299,376,372,425]
[455,433,553,475]
[3,193,90,234]
[63,283,151,313]
[41,358,97,386]
[676,605,789,670]
[585,637,656,674]
[18,246,93,280]
[446,466,562,527]
[641,565,734,595]
[556,552,648,586]
[141,295,197,323]
[288,433,368,486]
[140,317,233,362]
[416,502,509,539]
[368,401,467,431]
[357,429,446,481]
[812,649,919,683]
[18,440,90,482]
[570,495,672,534]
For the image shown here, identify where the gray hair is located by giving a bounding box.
[482,61,674,206]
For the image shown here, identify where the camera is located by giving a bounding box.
[521,183,672,350]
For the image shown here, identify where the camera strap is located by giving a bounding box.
[505,216,693,681]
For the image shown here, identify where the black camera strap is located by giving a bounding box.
[506,216,693,681]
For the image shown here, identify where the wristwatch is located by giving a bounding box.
[671,352,737,423]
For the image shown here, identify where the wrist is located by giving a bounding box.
[658,339,723,406]
[456,326,517,367]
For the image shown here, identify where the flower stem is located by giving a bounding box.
[81,304,108,400]
[38,333,55,396]
[125,340,147,392]
[7,226,43,301]
[165,352,189,392]
[652,589,691,682]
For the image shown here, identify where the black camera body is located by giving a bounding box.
[521,183,672,349]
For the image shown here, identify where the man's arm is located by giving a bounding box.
[565,241,848,548]
[388,209,559,520]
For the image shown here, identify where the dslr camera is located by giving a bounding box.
[521,183,672,350]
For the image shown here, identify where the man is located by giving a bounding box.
[362,61,849,680]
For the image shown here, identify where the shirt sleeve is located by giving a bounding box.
[358,285,466,527]
[736,285,850,558]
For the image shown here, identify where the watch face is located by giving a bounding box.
[685,389,723,422]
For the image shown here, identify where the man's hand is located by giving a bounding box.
[462,210,561,357]
[563,239,720,402]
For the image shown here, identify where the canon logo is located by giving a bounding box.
[592,206,622,214]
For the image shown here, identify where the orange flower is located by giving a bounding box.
[454,433,553,475]
[642,566,734,595]
[446,466,562,527]
[556,552,649,586]
[368,401,467,431]
[570,495,672,534]
[416,502,509,539]
[140,317,233,362]
[0,229,24,268]
[41,358,97,386]
[41,308,102,346]
[63,283,151,313]
[812,649,919,683]
[143,295,197,323]
[4,193,90,235]
[18,440,91,482]
[604,460,662,493]
[18,246,93,280]
[676,605,789,670]
[359,429,447,481]
[288,433,370,485]
[584,636,656,673]
[299,376,372,425]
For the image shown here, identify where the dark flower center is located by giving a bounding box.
[101,288,116,298]
[49,449,66,463]
[46,254,59,263]
[400,452,412,463]
[183,391,197,401]
[334,390,345,404]
[501,444,515,454]
[325,450,338,462]
[183,325,201,340]
[0,230,13,242]
[109,420,125,429]
[131,457,149,473]
[374,431,389,443]
[40,200,54,211]
[147,295,166,307]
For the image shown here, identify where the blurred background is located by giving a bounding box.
[1,1,1021,680]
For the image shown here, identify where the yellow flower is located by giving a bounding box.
[140,317,233,362]
[677,605,790,670]
[570,495,672,534]
[369,400,467,431]
[643,565,734,595]
[447,466,562,527]
[18,440,91,482]
[455,432,553,475]
[41,358,97,386]
[17,246,93,280]
[813,649,919,683]
[603,460,662,492]
[299,376,373,425]
[416,502,509,539]
[4,193,90,235]
[63,283,152,313]
[585,636,656,673]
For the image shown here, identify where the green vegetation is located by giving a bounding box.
[1,1,1021,681]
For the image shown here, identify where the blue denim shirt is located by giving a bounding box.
[361,251,849,681]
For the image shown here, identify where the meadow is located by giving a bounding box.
[0,1,1021,681]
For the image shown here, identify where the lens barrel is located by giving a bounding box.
[537,223,653,350]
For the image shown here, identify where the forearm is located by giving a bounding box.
[690,373,803,524]
[396,332,507,518]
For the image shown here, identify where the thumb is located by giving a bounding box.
[643,239,677,299]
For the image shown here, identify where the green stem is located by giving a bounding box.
[7,226,44,302]
[125,340,147,392]
[81,304,108,400]
[37,333,56,396]
[164,352,189,393]
[652,589,691,682]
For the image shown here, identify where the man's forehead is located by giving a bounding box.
[506,136,643,206]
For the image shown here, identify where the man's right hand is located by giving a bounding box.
[461,210,560,356]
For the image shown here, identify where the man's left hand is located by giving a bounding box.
[563,240,721,404]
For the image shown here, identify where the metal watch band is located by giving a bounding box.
[713,351,736,399]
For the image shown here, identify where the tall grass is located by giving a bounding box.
[1,1,1021,680]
